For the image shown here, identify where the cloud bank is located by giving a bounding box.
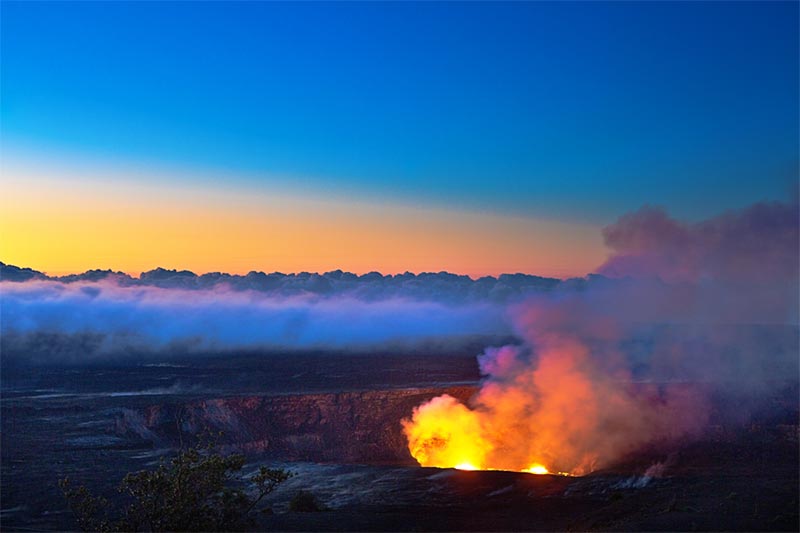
[0,263,560,303]
[0,261,566,365]
[0,279,513,365]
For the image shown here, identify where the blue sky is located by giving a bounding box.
[2,0,798,224]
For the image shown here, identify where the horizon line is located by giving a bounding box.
[0,260,588,283]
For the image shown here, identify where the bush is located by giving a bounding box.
[287,490,325,512]
[60,445,292,532]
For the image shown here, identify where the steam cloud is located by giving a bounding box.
[403,199,799,474]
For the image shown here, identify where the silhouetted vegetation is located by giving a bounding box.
[60,444,291,532]
[288,490,326,512]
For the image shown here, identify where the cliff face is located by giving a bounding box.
[117,386,477,465]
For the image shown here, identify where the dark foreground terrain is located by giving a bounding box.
[2,352,798,531]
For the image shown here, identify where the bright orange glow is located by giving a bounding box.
[524,464,549,475]
[401,394,563,476]
[0,163,606,278]
[401,338,607,476]
[401,395,492,471]
[402,332,699,477]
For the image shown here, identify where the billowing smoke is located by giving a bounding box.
[0,280,512,365]
[600,200,799,285]
[404,199,799,474]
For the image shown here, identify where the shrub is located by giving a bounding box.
[287,490,325,512]
[60,445,291,532]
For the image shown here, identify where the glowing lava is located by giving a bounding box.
[401,392,566,475]
[400,394,563,475]
[401,394,492,471]
[401,336,687,477]
[524,464,549,475]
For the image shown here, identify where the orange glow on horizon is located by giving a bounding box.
[1,168,606,279]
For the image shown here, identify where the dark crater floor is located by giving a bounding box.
[2,352,797,531]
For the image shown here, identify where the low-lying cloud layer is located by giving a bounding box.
[0,263,560,303]
[0,259,575,365]
[0,279,513,365]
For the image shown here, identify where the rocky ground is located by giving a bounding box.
[2,352,797,531]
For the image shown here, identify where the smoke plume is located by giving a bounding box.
[404,199,799,474]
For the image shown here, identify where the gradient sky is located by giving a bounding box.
[1,1,797,277]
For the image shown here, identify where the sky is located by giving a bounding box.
[1,1,797,278]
